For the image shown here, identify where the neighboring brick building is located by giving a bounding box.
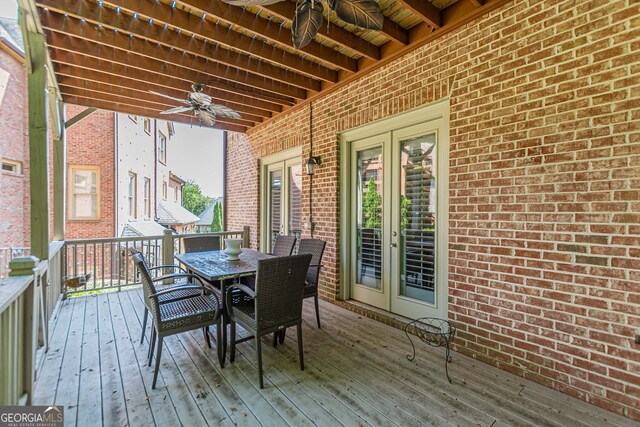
[0,17,28,249]
[66,110,191,238]
[226,0,639,419]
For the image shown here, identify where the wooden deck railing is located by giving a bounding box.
[0,258,48,405]
[62,227,250,297]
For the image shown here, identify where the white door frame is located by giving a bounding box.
[259,147,302,252]
[339,100,450,318]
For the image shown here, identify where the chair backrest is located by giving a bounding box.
[132,252,160,322]
[254,254,312,331]
[183,235,221,253]
[271,235,296,257]
[296,239,326,286]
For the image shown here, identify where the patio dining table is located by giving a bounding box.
[174,249,273,365]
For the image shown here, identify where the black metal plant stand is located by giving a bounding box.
[405,317,456,383]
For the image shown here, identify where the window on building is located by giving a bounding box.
[144,178,151,218]
[144,118,151,134]
[158,132,167,164]
[128,172,137,218]
[167,121,175,137]
[174,186,179,202]
[1,159,22,175]
[69,166,99,220]
[162,181,168,200]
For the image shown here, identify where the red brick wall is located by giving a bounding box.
[226,0,640,418]
[0,47,28,248]
[65,104,116,238]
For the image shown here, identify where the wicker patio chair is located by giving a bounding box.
[183,235,221,252]
[297,238,327,328]
[129,247,205,344]
[271,234,297,256]
[132,252,222,389]
[226,254,312,388]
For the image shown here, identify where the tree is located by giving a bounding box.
[210,201,223,232]
[362,177,382,229]
[182,181,213,216]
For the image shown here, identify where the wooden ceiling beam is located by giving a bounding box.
[59,86,260,127]
[38,0,335,86]
[99,0,338,83]
[261,1,380,60]
[57,79,266,123]
[49,49,286,113]
[62,95,248,133]
[395,0,441,29]
[175,0,358,72]
[39,9,310,100]
[443,0,487,24]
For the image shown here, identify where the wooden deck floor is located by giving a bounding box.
[34,289,634,427]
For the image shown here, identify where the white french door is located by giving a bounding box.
[260,148,302,253]
[342,102,449,319]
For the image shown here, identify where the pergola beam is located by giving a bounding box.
[175,0,358,72]
[396,0,442,28]
[63,95,248,133]
[39,10,310,100]
[48,48,290,111]
[97,0,340,82]
[37,1,330,89]
[64,106,96,129]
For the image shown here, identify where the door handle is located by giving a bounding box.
[390,242,397,248]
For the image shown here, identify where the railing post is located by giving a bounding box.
[242,226,250,249]
[9,256,40,405]
[163,229,174,274]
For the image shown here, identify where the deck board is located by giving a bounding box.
[33,289,636,427]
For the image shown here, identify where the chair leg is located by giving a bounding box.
[314,295,321,329]
[152,337,163,389]
[229,321,236,363]
[297,324,304,371]
[216,319,224,367]
[147,329,156,367]
[204,326,212,349]
[140,308,148,344]
[256,336,264,389]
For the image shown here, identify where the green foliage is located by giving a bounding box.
[400,195,412,229]
[210,201,223,232]
[362,177,382,229]
[182,181,213,216]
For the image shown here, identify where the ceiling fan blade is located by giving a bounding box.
[206,103,241,119]
[328,0,383,30]
[194,110,217,127]
[149,90,189,104]
[221,0,285,5]
[292,0,324,49]
[189,91,212,106]
[160,105,194,115]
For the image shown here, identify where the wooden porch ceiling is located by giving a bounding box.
[30,0,508,133]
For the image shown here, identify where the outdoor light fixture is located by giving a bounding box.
[306,102,321,176]
[306,155,321,176]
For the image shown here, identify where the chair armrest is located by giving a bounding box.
[152,273,205,286]
[225,283,255,310]
[148,264,188,274]
[150,284,209,299]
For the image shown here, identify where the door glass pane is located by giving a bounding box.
[356,147,383,289]
[399,134,436,303]
[288,164,302,242]
[269,169,282,250]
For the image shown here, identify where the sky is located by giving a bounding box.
[170,124,224,199]
[0,2,16,19]
[0,1,224,199]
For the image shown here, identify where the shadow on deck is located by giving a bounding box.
[34,289,632,427]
